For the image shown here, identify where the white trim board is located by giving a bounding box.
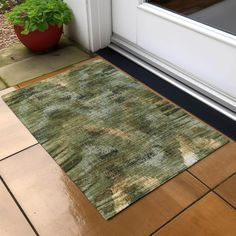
[65,0,112,52]
[109,42,236,121]
[87,0,112,52]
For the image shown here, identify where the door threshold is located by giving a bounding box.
[110,35,236,113]
[98,46,236,140]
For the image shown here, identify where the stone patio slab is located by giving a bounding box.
[0,180,36,236]
[155,193,236,236]
[0,78,7,90]
[0,43,33,68]
[0,88,37,160]
[215,173,236,208]
[0,36,76,68]
[0,46,90,87]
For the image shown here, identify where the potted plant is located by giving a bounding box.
[6,0,73,52]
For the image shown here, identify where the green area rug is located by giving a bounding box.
[3,59,229,219]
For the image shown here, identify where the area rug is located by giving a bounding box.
[3,58,229,219]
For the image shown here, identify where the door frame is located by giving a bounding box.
[89,0,236,50]
[65,0,112,52]
[87,0,112,51]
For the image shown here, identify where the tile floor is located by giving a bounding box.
[0,88,37,160]
[0,57,235,236]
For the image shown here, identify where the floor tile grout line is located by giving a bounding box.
[212,171,236,190]
[212,190,236,210]
[186,170,211,189]
[0,76,8,88]
[187,170,236,191]
[0,176,39,236]
[149,189,211,236]
[0,143,38,162]
[149,169,236,235]
[187,170,236,209]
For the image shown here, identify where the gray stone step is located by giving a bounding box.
[0,79,7,90]
[0,36,75,68]
[0,46,90,87]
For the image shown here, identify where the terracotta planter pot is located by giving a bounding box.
[14,25,63,52]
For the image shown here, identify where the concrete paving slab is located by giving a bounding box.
[0,78,7,90]
[0,43,33,68]
[0,87,38,160]
[0,36,76,68]
[0,46,90,86]
[0,180,36,236]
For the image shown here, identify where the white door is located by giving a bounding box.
[111,0,236,117]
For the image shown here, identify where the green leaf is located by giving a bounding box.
[37,21,48,32]
[21,28,29,35]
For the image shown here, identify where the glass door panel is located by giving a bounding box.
[148,0,236,36]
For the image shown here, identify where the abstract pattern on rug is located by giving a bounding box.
[3,59,229,219]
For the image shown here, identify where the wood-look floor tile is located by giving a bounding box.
[154,192,236,236]
[0,180,36,236]
[215,174,236,208]
[188,142,236,188]
[0,88,37,160]
[0,145,208,236]
[0,87,16,96]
